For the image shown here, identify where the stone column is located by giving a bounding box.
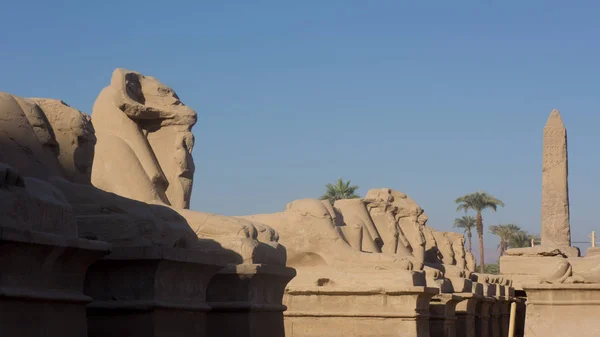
[541,110,571,247]
[500,298,511,337]
[429,294,463,337]
[475,297,495,337]
[489,299,502,337]
[455,293,483,337]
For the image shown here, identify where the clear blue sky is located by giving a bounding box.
[2,1,600,262]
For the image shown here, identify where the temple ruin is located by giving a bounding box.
[5,68,599,337]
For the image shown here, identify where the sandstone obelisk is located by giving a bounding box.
[541,109,571,247]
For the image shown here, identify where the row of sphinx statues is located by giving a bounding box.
[0,68,511,337]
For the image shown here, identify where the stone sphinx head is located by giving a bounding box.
[365,188,428,262]
[93,68,197,209]
[431,231,456,265]
[445,232,466,269]
[465,251,477,272]
[30,99,97,184]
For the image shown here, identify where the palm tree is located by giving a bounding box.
[489,224,521,257]
[508,230,539,248]
[319,178,360,204]
[455,191,505,273]
[453,215,476,252]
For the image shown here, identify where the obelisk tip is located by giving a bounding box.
[546,109,564,127]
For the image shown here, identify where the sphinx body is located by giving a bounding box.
[329,188,499,293]
[0,92,206,249]
[239,198,415,271]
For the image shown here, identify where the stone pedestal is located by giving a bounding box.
[427,277,454,293]
[455,293,484,337]
[586,247,600,257]
[480,282,497,297]
[471,282,485,295]
[283,286,439,337]
[207,263,296,337]
[0,227,109,337]
[475,297,495,337]
[429,293,463,337]
[85,247,226,337]
[523,284,600,337]
[448,277,473,293]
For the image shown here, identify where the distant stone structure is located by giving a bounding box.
[499,110,600,337]
[501,110,580,290]
[0,68,520,337]
[541,110,571,248]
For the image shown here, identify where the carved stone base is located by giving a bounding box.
[429,293,463,337]
[0,227,109,337]
[523,284,600,337]
[207,264,296,337]
[283,285,439,337]
[85,247,225,337]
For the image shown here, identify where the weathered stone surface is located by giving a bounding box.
[541,109,571,247]
[28,98,96,184]
[333,198,383,254]
[364,188,428,264]
[504,246,579,257]
[85,247,226,337]
[0,93,112,337]
[466,251,477,272]
[0,227,109,337]
[207,264,296,337]
[284,276,438,337]
[523,284,600,337]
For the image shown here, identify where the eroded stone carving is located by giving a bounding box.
[364,188,427,263]
[241,198,414,271]
[0,91,200,248]
[89,68,283,263]
[465,251,477,272]
[447,232,467,270]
